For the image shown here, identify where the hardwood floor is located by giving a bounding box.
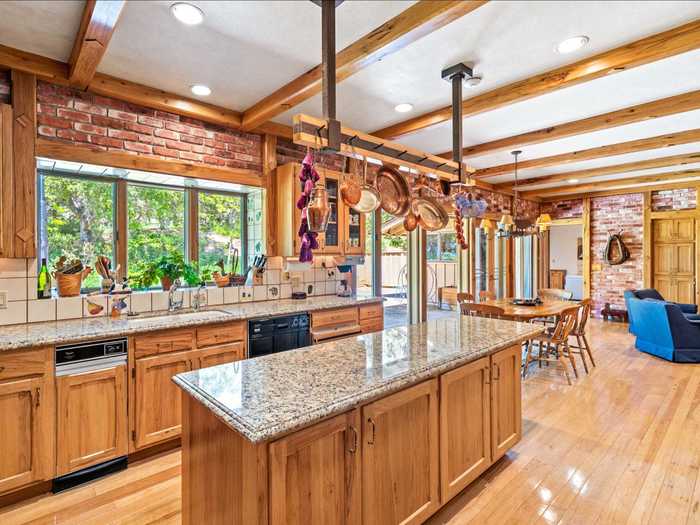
[3,318,700,524]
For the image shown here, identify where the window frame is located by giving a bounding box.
[37,169,250,290]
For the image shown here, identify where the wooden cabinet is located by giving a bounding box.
[0,347,54,494]
[311,306,362,342]
[362,379,440,525]
[193,342,245,369]
[439,356,491,503]
[274,163,366,257]
[549,269,566,290]
[196,321,246,348]
[56,365,128,475]
[654,218,695,242]
[134,328,195,358]
[359,303,384,334]
[133,350,192,449]
[269,410,361,525]
[490,345,522,461]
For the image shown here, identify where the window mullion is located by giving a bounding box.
[187,189,199,265]
[115,180,127,280]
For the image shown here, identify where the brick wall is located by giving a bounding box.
[590,194,644,316]
[36,81,262,172]
[651,187,697,211]
[539,198,584,219]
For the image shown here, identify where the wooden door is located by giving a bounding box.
[654,219,675,242]
[676,218,695,241]
[490,346,522,461]
[193,342,245,370]
[676,242,696,304]
[653,218,696,303]
[134,351,191,449]
[269,410,361,525]
[56,365,128,475]
[362,379,439,525]
[0,376,49,493]
[439,357,492,503]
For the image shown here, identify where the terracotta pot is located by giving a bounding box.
[160,276,173,291]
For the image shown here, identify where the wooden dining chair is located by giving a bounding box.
[460,301,505,319]
[479,290,496,302]
[538,288,574,301]
[524,306,579,385]
[567,298,595,373]
[456,292,474,308]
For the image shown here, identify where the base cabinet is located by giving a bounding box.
[439,356,492,503]
[56,365,128,476]
[269,410,361,525]
[362,379,440,525]
[0,347,54,494]
[490,345,522,460]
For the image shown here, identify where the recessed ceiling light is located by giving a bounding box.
[394,103,414,113]
[556,35,589,54]
[568,178,579,184]
[190,84,211,96]
[170,2,204,25]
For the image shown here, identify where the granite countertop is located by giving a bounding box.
[0,295,381,352]
[173,317,543,444]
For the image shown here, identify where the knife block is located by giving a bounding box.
[245,268,265,287]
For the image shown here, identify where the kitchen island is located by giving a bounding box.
[174,316,542,525]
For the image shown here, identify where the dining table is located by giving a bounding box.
[480,298,577,322]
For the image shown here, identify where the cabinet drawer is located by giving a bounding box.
[359,303,383,321]
[134,329,195,358]
[0,346,50,381]
[194,342,246,370]
[312,307,358,329]
[360,319,384,334]
[196,321,246,348]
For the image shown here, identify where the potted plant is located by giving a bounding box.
[132,254,201,290]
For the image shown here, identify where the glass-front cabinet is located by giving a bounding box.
[274,163,366,257]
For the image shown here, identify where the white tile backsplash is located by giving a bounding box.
[253,285,267,302]
[239,286,254,302]
[28,299,56,323]
[267,285,280,300]
[265,269,280,285]
[0,258,27,278]
[56,296,83,320]
[26,258,38,277]
[207,287,224,306]
[0,301,27,325]
[84,296,108,317]
[151,291,169,311]
[130,292,152,314]
[280,284,292,299]
[223,286,239,304]
[0,277,28,301]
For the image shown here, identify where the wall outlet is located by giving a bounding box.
[0,291,7,309]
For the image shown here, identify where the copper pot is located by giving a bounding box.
[306,185,331,232]
[403,208,419,232]
[340,174,361,207]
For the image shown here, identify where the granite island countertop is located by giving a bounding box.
[173,316,543,443]
[0,295,381,352]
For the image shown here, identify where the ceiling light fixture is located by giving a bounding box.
[556,35,590,54]
[190,84,211,96]
[394,103,413,113]
[170,2,204,25]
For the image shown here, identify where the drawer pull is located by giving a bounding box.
[348,426,358,454]
[367,417,376,445]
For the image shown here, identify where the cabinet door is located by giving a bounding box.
[675,218,695,241]
[676,243,695,275]
[362,379,439,525]
[491,346,522,461]
[270,410,361,525]
[345,206,365,255]
[320,172,342,254]
[134,351,191,449]
[194,342,245,370]
[439,357,492,503]
[654,220,675,242]
[56,365,128,476]
[0,376,50,493]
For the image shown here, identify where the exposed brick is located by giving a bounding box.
[57,108,91,123]
[179,151,204,162]
[124,122,155,135]
[107,109,138,123]
[154,128,179,140]
[92,115,125,129]
[36,103,56,115]
[164,139,191,152]
[38,114,72,129]
[180,134,203,145]
[108,129,139,141]
[203,155,226,166]
[74,101,108,116]
[124,141,152,154]
[57,129,90,143]
[38,125,56,137]
[153,145,179,158]
[155,110,180,122]
[74,122,107,136]
[137,115,164,128]
[89,135,123,148]
[165,121,193,134]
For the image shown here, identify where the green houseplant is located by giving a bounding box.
[132,254,201,290]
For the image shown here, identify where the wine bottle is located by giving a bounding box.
[37,258,51,299]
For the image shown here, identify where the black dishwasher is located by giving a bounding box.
[248,313,311,358]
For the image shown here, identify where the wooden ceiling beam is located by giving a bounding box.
[240,0,487,131]
[544,180,700,201]
[521,169,700,199]
[68,0,125,89]
[373,18,700,140]
[0,44,67,81]
[443,89,700,159]
[496,151,700,191]
[475,128,700,179]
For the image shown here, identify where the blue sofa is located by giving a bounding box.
[626,297,700,362]
[624,289,698,335]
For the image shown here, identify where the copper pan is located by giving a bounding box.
[352,158,381,213]
[376,165,410,217]
[413,194,449,231]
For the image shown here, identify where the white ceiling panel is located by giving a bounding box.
[0,1,83,61]
[99,0,415,111]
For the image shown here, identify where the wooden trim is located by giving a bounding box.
[187,189,199,264]
[478,129,700,179]
[650,209,700,220]
[68,0,125,89]
[262,134,278,256]
[582,197,591,299]
[252,121,292,141]
[36,139,263,186]
[0,44,67,81]
[373,19,700,140]
[643,192,652,289]
[115,179,127,279]
[0,104,12,257]
[550,217,583,226]
[541,181,700,201]
[522,170,700,200]
[240,0,486,131]
[446,90,700,159]
[496,152,700,191]
[11,70,37,258]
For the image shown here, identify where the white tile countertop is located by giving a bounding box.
[173,316,543,444]
[0,295,382,351]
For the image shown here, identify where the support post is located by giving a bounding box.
[321,0,341,150]
[408,227,427,324]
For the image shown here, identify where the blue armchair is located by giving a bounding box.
[625,289,699,335]
[627,298,700,363]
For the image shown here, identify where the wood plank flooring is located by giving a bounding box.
[2,318,700,524]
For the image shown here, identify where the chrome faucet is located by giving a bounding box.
[192,281,207,311]
[168,280,184,312]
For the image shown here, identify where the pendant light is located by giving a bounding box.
[497,150,537,238]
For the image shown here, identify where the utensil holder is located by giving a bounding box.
[54,267,92,297]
